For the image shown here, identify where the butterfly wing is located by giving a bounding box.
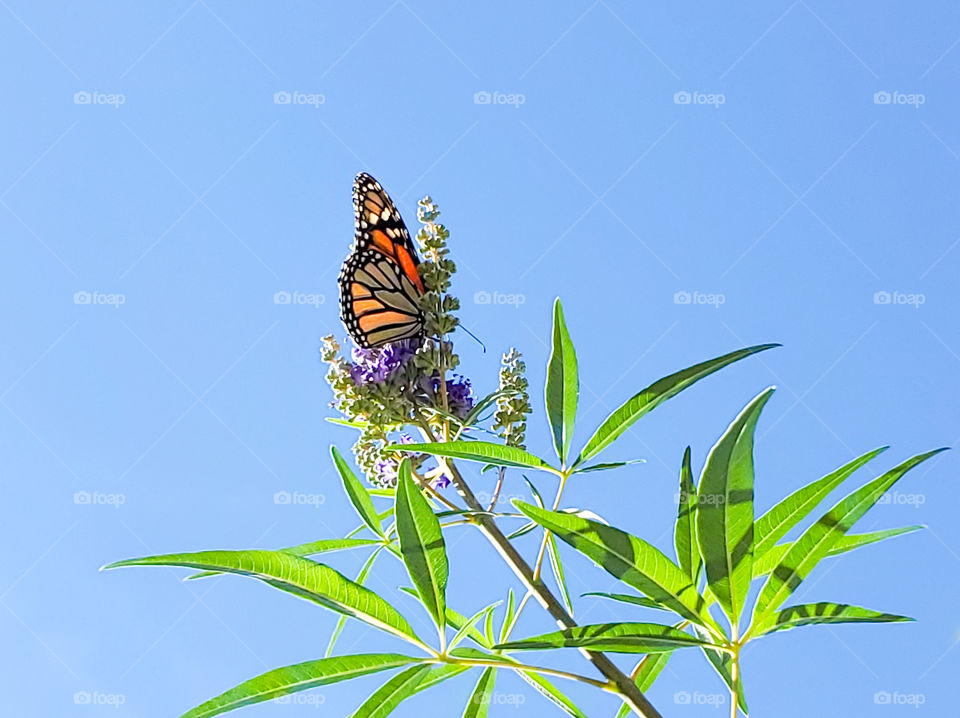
[338,173,426,348]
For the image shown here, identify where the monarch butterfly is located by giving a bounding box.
[338,173,426,348]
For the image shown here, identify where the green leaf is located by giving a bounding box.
[326,548,384,657]
[697,388,774,626]
[753,447,889,558]
[451,602,501,651]
[674,446,700,581]
[753,448,947,620]
[545,298,579,465]
[186,538,381,581]
[615,651,674,716]
[752,525,923,579]
[572,460,644,475]
[507,521,538,540]
[398,587,492,649]
[494,622,712,653]
[348,664,432,718]
[332,446,385,538]
[516,671,588,718]
[178,654,418,718]
[500,589,516,643]
[693,625,748,714]
[514,501,715,630]
[105,550,420,645]
[412,664,471,694]
[395,459,449,642]
[387,441,558,474]
[753,602,912,636]
[575,344,779,466]
[581,592,667,611]
[462,668,496,718]
[547,534,574,616]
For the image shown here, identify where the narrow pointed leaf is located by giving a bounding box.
[674,446,699,581]
[327,548,383,657]
[575,344,779,466]
[105,550,419,644]
[396,459,448,639]
[451,602,501,651]
[753,447,889,557]
[178,654,418,718]
[753,602,912,636]
[753,525,923,579]
[547,534,574,616]
[616,652,674,716]
[332,446,384,537]
[413,664,470,693]
[581,592,667,611]
[753,449,947,619]
[545,298,579,465]
[507,521,538,540]
[495,622,712,653]
[386,441,557,473]
[572,460,644,474]
[463,668,496,718]
[500,589,516,643]
[514,501,715,630]
[187,538,380,581]
[399,587,491,649]
[349,664,433,718]
[697,388,774,625]
[516,671,588,718]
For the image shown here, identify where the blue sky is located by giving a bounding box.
[1,1,958,716]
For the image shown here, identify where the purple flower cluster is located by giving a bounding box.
[349,339,418,385]
[445,375,473,418]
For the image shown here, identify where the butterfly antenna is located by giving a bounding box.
[458,324,487,353]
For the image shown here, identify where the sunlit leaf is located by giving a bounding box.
[186,538,380,581]
[674,446,700,581]
[516,670,588,718]
[332,446,384,537]
[752,526,923,578]
[753,447,889,558]
[495,622,712,653]
[348,664,433,718]
[178,654,418,718]
[462,667,496,718]
[753,602,912,636]
[105,550,420,644]
[396,459,448,641]
[451,602,501,651]
[514,502,716,630]
[545,298,579,465]
[581,592,666,611]
[386,441,558,474]
[753,449,946,620]
[575,344,779,466]
[547,534,574,616]
[326,548,383,657]
[697,388,773,625]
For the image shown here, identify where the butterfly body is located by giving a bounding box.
[338,174,426,348]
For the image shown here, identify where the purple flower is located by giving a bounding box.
[349,339,418,386]
[446,375,474,419]
[431,473,451,490]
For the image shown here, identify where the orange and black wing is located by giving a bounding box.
[338,173,426,348]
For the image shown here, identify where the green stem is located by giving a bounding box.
[432,656,611,690]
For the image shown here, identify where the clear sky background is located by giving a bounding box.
[1,2,958,716]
